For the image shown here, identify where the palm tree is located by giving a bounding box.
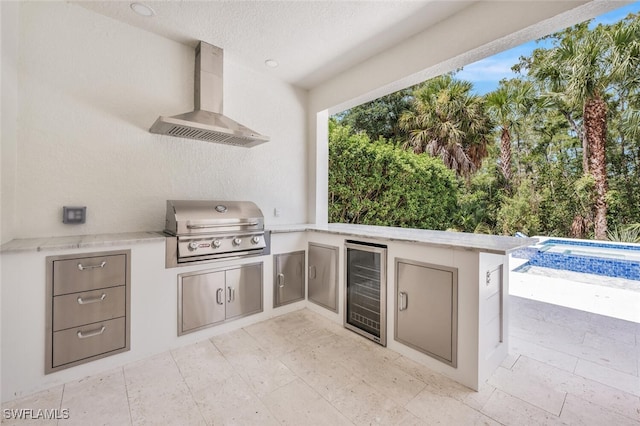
[399,75,492,178]
[485,87,514,183]
[485,80,533,186]
[527,19,639,239]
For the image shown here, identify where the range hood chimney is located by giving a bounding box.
[150,42,269,147]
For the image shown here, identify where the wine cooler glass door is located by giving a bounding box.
[344,242,387,346]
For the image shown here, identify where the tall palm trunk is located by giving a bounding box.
[584,95,608,240]
[500,127,512,183]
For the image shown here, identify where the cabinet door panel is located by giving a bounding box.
[308,244,338,312]
[181,271,226,333]
[274,252,305,307]
[395,260,458,367]
[226,263,263,320]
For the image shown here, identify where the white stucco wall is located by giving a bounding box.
[1,1,19,246]
[0,1,308,242]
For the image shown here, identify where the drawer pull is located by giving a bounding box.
[77,293,107,305]
[77,325,106,339]
[77,261,107,271]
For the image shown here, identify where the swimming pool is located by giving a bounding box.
[512,238,640,281]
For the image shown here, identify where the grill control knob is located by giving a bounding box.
[212,239,221,248]
[232,238,242,246]
[251,236,261,245]
[188,241,199,251]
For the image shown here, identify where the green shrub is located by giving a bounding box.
[328,122,459,230]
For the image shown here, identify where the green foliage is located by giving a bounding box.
[573,174,597,215]
[399,74,493,177]
[607,223,640,243]
[455,159,502,233]
[496,179,541,236]
[334,88,416,144]
[328,121,459,230]
[328,11,640,239]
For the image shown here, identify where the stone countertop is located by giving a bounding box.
[0,231,165,253]
[271,223,536,254]
[1,224,536,255]
[324,223,537,254]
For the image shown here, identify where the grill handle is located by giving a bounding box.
[186,222,259,229]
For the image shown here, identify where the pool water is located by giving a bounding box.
[512,238,640,281]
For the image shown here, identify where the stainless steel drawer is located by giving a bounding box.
[52,317,126,368]
[52,286,126,332]
[53,254,126,296]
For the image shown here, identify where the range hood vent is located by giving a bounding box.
[150,42,269,147]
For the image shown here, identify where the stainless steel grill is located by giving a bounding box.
[164,200,270,268]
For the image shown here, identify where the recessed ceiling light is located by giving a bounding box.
[264,59,279,68]
[130,2,155,17]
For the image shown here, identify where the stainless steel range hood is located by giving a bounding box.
[150,42,269,147]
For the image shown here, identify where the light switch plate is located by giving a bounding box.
[63,206,86,224]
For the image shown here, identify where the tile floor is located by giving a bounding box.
[2,296,640,425]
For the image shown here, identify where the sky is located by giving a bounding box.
[456,2,640,96]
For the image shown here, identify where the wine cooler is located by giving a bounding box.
[344,240,387,346]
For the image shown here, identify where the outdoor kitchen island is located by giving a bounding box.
[0,225,534,401]
[273,223,536,391]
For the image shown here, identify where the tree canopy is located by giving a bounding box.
[330,11,640,240]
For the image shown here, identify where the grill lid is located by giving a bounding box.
[165,200,264,236]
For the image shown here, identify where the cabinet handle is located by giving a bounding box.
[399,292,408,311]
[77,261,106,271]
[77,325,106,339]
[277,273,285,288]
[216,288,224,305]
[227,286,236,302]
[77,293,107,305]
[309,265,316,279]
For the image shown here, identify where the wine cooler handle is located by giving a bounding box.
[399,291,408,311]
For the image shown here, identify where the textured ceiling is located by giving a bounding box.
[75,1,474,89]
